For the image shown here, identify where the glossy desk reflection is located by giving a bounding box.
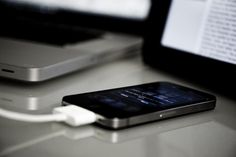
[0,57,236,157]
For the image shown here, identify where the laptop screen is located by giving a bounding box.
[4,0,151,20]
[161,0,236,65]
[0,0,150,36]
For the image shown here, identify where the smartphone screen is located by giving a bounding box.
[62,82,216,129]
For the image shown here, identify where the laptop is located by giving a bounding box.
[0,0,144,82]
[0,34,141,82]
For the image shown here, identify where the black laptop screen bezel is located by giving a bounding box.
[142,0,236,86]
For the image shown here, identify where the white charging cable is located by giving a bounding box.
[0,105,97,127]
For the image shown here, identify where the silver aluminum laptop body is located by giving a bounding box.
[0,34,141,82]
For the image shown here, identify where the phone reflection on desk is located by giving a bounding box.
[0,111,215,157]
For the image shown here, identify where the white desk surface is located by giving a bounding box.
[0,56,236,157]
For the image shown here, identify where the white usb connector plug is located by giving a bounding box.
[53,105,97,127]
[0,105,97,127]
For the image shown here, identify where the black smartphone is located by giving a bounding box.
[62,82,216,129]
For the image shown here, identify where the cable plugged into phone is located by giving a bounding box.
[0,82,216,129]
[0,105,97,127]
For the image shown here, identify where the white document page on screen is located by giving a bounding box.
[162,0,236,65]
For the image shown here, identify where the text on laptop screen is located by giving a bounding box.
[161,0,236,65]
